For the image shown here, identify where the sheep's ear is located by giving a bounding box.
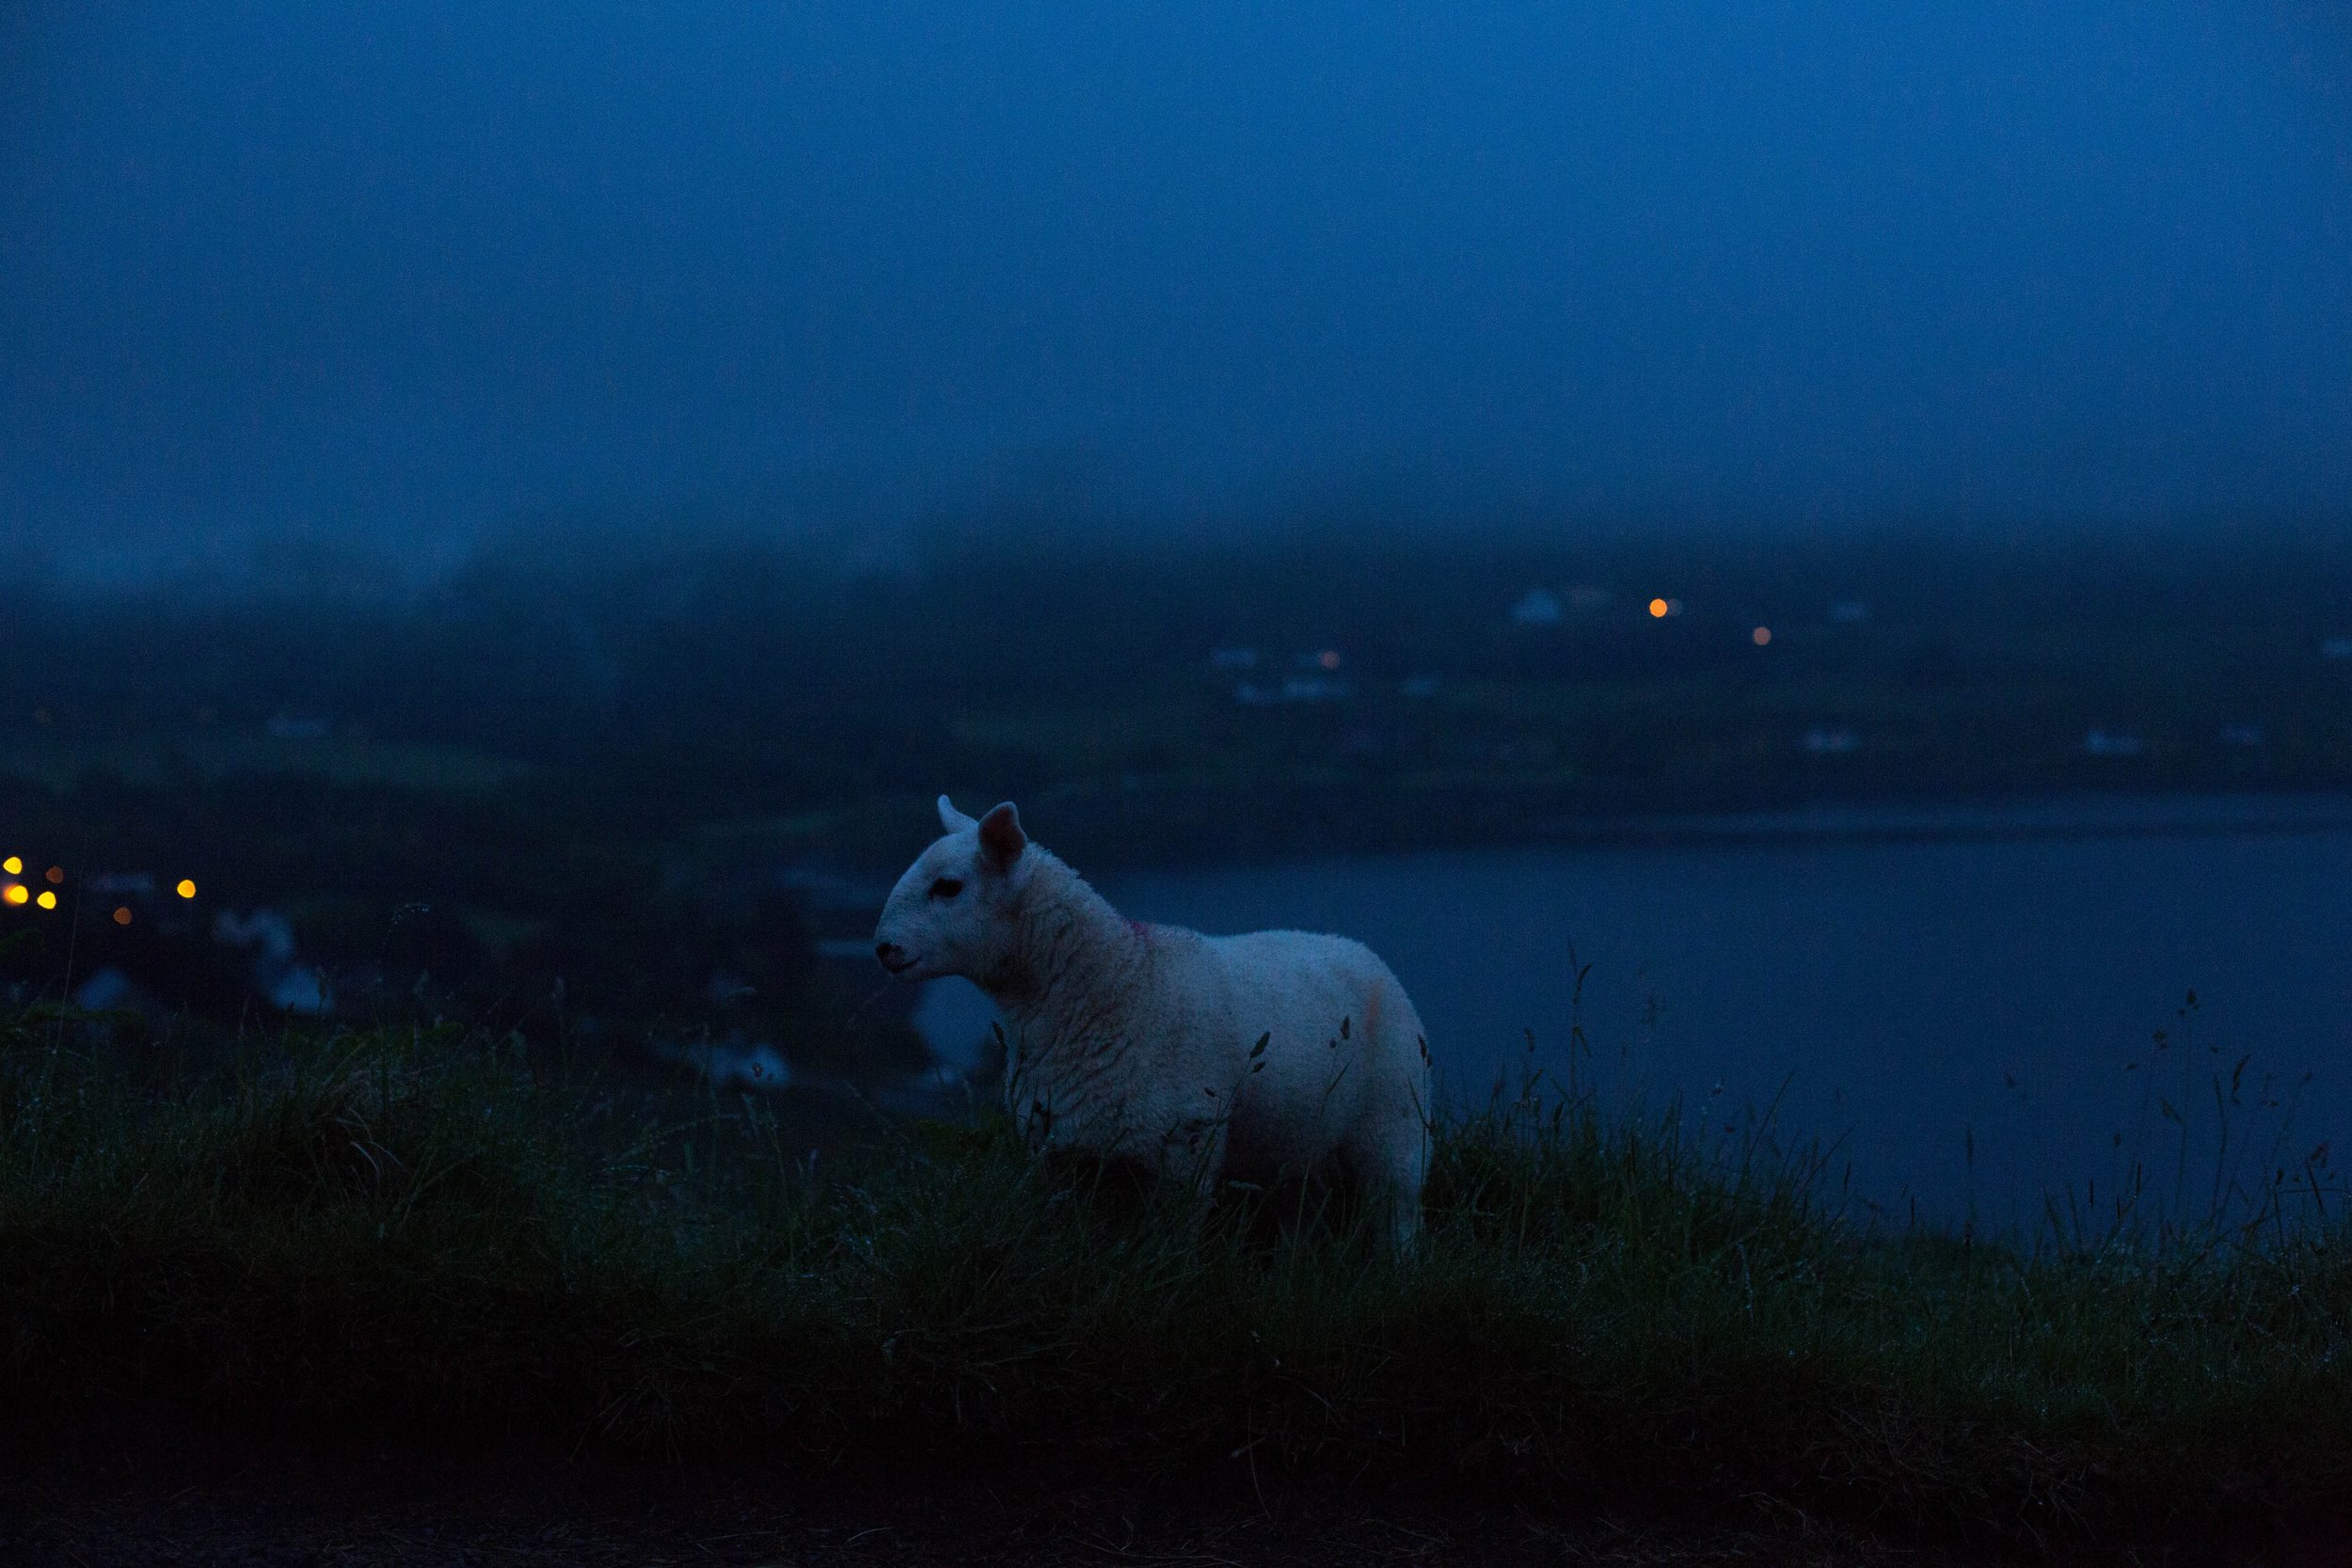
[937,795,978,834]
[977,801,1026,871]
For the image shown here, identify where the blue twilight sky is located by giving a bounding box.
[3,2,2348,579]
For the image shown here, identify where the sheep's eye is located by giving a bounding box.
[928,877,964,900]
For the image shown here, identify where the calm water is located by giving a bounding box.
[915,797,2352,1224]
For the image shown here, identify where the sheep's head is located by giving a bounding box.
[872,795,1030,983]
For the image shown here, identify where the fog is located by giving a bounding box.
[5,2,2348,584]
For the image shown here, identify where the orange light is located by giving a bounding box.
[1752,626,1772,646]
[176,879,197,899]
[1317,649,1342,671]
[2,883,24,906]
[1648,598,1669,618]
[44,865,61,884]
[34,891,55,911]
[112,906,133,926]
[0,857,17,876]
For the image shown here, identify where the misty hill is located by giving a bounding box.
[9,523,2352,839]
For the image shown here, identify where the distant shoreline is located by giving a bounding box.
[802,784,2352,880]
[1528,788,2352,850]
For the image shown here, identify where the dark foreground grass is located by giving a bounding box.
[3,1008,2347,1549]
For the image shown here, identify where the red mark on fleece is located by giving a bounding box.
[1127,917,1154,943]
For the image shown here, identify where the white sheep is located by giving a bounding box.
[874,796,1432,1247]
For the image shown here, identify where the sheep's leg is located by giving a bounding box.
[1343,1104,1427,1254]
[1157,1115,1229,1231]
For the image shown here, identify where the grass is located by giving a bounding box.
[2,1004,2348,1550]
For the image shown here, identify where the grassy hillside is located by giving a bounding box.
[4,1006,2346,1550]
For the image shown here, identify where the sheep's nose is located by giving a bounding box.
[875,942,911,974]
